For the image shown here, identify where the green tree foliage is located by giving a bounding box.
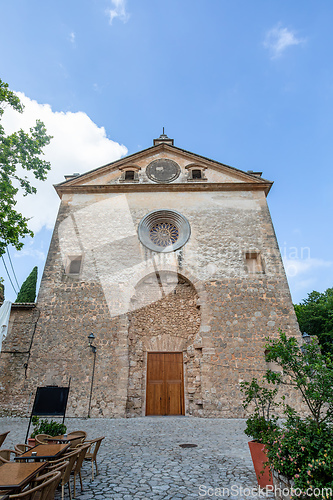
[241,332,333,492]
[15,266,38,303]
[265,332,333,426]
[264,332,333,492]
[294,288,333,355]
[0,79,52,258]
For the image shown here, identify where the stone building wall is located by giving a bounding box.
[0,144,301,418]
[0,305,38,416]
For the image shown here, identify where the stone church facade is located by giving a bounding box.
[0,134,300,417]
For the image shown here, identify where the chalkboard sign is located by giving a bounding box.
[32,386,69,416]
[25,384,70,443]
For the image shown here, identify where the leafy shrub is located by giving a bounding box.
[240,378,279,443]
[267,416,333,494]
[241,331,333,497]
[31,416,67,438]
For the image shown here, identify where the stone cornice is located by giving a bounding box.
[0,302,36,309]
[55,181,273,198]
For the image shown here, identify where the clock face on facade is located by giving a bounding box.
[146,159,181,183]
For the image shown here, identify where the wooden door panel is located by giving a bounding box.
[164,353,182,380]
[146,382,164,415]
[167,382,182,415]
[146,352,184,416]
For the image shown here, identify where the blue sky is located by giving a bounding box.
[1,0,333,304]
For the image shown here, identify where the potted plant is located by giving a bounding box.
[28,416,67,446]
[240,378,278,488]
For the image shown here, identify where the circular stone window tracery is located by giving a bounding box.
[138,210,191,252]
[146,159,181,183]
[150,223,179,247]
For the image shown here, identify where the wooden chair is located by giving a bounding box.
[14,444,33,455]
[34,434,53,445]
[8,471,61,500]
[83,436,105,480]
[0,448,19,463]
[71,443,90,498]
[0,431,10,447]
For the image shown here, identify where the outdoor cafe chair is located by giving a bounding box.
[66,431,87,449]
[71,443,90,498]
[8,470,61,500]
[0,432,10,448]
[0,449,19,464]
[67,431,87,441]
[44,460,68,490]
[47,449,79,500]
[83,436,105,480]
[34,435,52,445]
[14,445,33,456]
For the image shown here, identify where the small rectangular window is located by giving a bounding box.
[192,169,202,179]
[245,252,264,274]
[125,170,135,180]
[69,257,82,274]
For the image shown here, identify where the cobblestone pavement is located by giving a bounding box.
[0,417,272,499]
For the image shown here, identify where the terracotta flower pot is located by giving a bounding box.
[248,440,273,488]
[27,438,36,447]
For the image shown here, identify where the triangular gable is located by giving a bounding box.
[55,143,273,196]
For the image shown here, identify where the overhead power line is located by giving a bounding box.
[6,248,20,290]
[1,255,18,295]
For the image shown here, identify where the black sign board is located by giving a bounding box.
[25,384,70,443]
[32,386,69,416]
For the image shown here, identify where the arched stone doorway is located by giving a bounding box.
[126,271,203,416]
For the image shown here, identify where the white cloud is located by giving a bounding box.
[2,93,128,233]
[283,257,332,278]
[264,24,304,59]
[69,32,75,44]
[106,0,129,25]
[14,247,46,261]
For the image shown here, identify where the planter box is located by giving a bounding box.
[272,470,294,500]
[248,440,273,488]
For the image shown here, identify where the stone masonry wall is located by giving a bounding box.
[0,306,39,416]
[126,273,202,417]
[0,161,301,417]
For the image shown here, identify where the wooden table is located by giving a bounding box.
[0,462,46,491]
[15,443,70,461]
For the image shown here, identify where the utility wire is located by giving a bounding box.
[6,248,20,290]
[1,255,18,295]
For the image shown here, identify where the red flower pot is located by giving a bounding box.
[27,438,36,447]
[248,440,273,488]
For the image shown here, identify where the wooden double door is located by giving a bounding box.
[146,352,185,416]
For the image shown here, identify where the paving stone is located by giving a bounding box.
[0,416,275,499]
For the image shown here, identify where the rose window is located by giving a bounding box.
[149,223,179,247]
[138,210,191,253]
